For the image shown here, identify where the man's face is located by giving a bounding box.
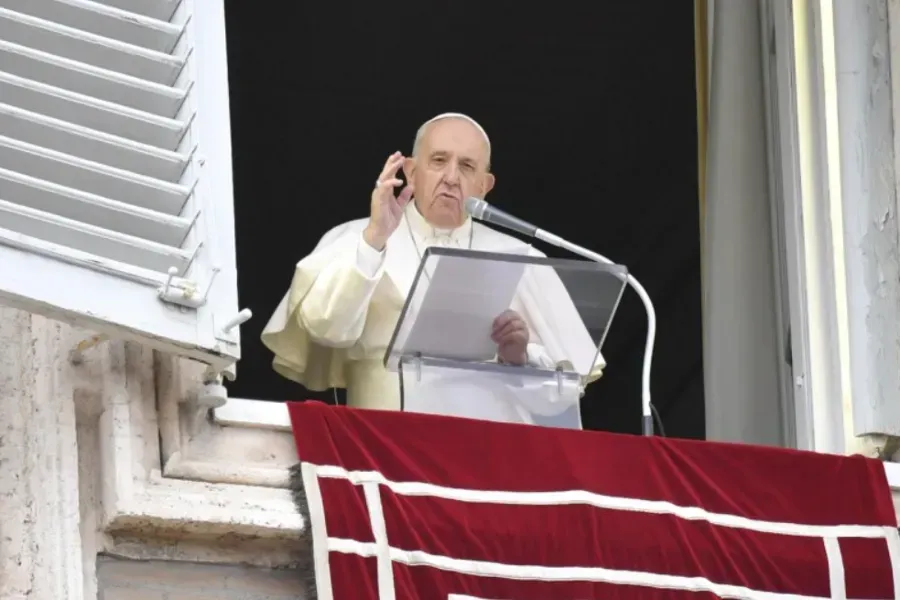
[404,118,495,229]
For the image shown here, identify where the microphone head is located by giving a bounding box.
[464,196,487,219]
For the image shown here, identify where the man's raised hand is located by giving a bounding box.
[364,151,413,251]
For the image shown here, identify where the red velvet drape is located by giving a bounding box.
[290,401,898,599]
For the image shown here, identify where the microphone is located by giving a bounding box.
[465,196,659,436]
[464,197,538,237]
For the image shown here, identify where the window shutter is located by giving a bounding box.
[0,0,245,371]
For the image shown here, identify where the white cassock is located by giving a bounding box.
[261,202,604,426]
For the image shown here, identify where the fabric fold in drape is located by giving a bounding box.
[701,0,783,445]
[288,401,899,598]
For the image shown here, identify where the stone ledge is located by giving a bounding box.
[104,471,303,540]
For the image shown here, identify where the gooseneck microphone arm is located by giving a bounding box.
[465,197,657,436]
[535,228,657,436]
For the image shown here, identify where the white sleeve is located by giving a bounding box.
[525,342,556,369]
[355,233,387,278]
[298,233,387,347]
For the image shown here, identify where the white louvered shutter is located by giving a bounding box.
[0,0,245,371]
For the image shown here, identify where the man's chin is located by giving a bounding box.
[430,212,463,229]
[434,195,460,207]
[428,200,463,227]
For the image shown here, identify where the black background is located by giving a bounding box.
[222,1,705,439]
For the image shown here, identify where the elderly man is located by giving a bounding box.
[262,113,603,425]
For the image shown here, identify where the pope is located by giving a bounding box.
[261,113,603,425]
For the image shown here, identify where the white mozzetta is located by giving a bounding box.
[0,0,243,371]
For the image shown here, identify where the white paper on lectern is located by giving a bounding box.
[402,253,527,362]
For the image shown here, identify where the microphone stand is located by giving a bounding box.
[464,196,657,435]
[535,229,657,436]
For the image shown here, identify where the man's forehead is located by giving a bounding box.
[422,115,491,160]
[422,112,490,145]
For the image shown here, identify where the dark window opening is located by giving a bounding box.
[223,1,704,439]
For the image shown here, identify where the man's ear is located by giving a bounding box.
[481,173,496,197]
[402,157,416,182]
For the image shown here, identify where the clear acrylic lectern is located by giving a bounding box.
[383,247,628,430]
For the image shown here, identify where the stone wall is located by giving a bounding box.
[0,306,302,599]
[97,555,304,599]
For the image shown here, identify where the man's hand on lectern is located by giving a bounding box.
[492,309,529,366]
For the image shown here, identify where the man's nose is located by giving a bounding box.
[443,161,461,183]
